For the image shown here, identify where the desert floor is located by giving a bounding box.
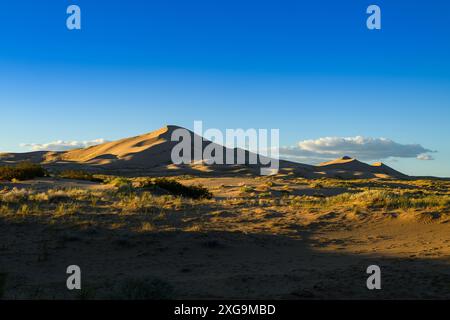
[0,175,449,299]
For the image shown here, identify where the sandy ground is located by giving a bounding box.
[0,176,449,299]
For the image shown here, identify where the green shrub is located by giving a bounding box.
[58,170,103,183]
[325,190,450,210]
[258,192,272,198]
[141,178,212,199]
[109,177,132,188]
[0,162,46,181]
[240,185,255,193]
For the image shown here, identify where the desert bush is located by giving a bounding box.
[184,224,203,232]
[0,205,12,215]
[58,170,103,183]
[140,178,212,199]
[45,191,72,203]
[258,192,272,198]
[0,162,46,181]
[54,202,80,216]
[325,190,450,210]
[140,221,156,232]
[117,192,189,213]
[116,192,154,213]
[109,177,133,188]
[240,185,255,193]
[17,203,32,215]
[280,185,292,195]
[0,188,30,203]
[265,181,275,187]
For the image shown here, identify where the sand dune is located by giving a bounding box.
[318,156,408,179]
[1,125,408,179]
[60,125,179,166]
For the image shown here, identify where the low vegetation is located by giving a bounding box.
[326,190,450,210]
[240,185,255,193]
[58,170,103,183]
[280,189,447,211]
[138,178,212,199]
[0,179,448,219]
[0,162,46,181]
[0,175,448,229]
[54,170,212,199]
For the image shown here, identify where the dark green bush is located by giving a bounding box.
[142,178,212,199]
[58,170,103,183]
[0,162,46,181]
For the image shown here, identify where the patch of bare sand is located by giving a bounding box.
[309,212,450,258]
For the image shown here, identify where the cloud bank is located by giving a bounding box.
[280,136,435,163]
[21,139,107,152]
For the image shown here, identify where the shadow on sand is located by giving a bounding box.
[1,216,449,299]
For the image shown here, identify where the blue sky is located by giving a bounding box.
[1,0,449,176]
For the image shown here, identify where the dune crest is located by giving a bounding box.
[60,125,177,164]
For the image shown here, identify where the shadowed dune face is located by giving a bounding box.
[1,126,410,179]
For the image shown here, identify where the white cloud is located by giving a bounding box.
[279,136,435,163]
[417,153,434,161]
[21,139,107,152]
